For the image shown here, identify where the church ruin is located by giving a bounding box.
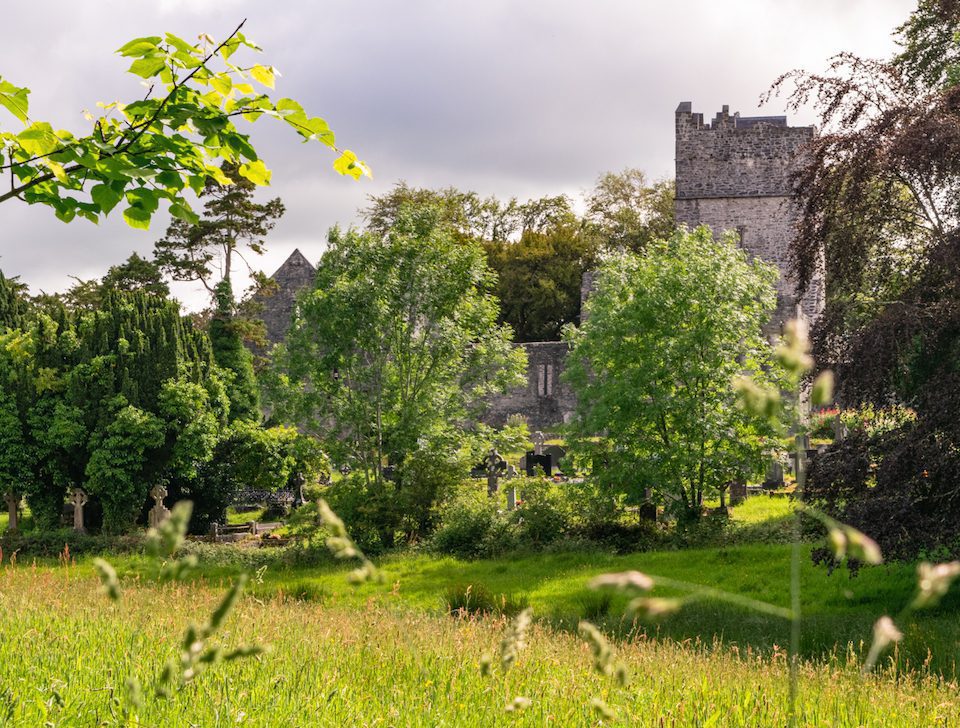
[258,102,820,431]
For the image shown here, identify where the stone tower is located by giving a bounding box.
[674,102,822,334]
[258,248,316,347]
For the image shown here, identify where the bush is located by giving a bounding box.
[513,477,573,546]
[429,484,517,559]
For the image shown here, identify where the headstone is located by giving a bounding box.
[532,431,546,456]
[729,479,747,506]
[833,415,848,443]
[544,444,567,471]
[148,484,171,528]
[484,448,506,496]
[524,451,551,477]
[639,488,656,522]
[3,491,21,532]
[763,461,784,490]
[71,488,88,533]
[518,454,527,471]
[290,471,306,507]
[506,488,517,510]
[505,463,518,479]
[339,464,352,476]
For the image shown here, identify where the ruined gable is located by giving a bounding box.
[258,248,316,347]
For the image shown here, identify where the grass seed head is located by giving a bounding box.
[589,570,654,592]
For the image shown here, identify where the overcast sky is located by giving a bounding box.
[0,0,914,309]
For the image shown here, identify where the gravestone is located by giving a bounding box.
[290,471,307,507]
[544,444,567,472]
[763,461,784,490]
[505,463,518,510]
[639,489,657,522]
[833,415,849,443]
[485,448,506,496]
[148,484,171,528]
[524,451,551,477]
[532,431,546,456]
[4,491,20,532]
[729,479,747,506]
[71,488,88,533]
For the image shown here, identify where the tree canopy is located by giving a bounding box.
[564,226,781,519]
[0,20,368,226]
[268,205,526,546]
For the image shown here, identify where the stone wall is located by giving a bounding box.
[480,341,576,432]
[674,102,823,333]
[257,249,316,347]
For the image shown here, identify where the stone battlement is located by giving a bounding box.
[675,103,814,200]
[675,101,822,332]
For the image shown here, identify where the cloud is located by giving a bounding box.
[0,0,915,309]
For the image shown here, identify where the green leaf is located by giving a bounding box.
[17,122,59,155]
[0,79,30,123]
[210,74,233,96]
[333,150,370,180]
[128,56,167,79]
[90,183,123,214]
[164,33,199,54]
[126,187,159,214]
[42,158,68,183]
[169,201,200,225]
[276,98,303,115]
[237,159,271,185]
[122,206,152,230]
[117,36,162,57]
[249,65,275,89]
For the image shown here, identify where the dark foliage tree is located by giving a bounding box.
[102,253,170,298]
[154,162,283,420]
[770,1,960,558]
[484,223,598,341]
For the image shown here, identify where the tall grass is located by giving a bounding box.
[0,568,956,726]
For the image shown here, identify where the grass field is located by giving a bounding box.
[0,567,957,726]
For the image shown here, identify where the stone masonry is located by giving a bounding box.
[257,248,316,347]
[255,102,819,430]
[480,341,576,430]
[674,103,823,336]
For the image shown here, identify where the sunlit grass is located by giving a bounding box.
[0,567,956,726]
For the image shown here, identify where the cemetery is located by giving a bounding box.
[1,1,960,725]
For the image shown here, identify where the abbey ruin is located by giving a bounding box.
[259,103,821,431]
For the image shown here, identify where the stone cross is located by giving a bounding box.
[71,488,88,533]
[505,464,518,510]
[833,415,848,443]
[290,471,307,507]
[532,431,546,456]
[148,484,171,528]
[485,448,505,496]
[3,491,21,532]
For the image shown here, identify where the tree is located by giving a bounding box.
[584,169,675,254]
[484,222,598,341]
[0,21,368,225]
[770,2,960,559]
[102,253,169,298]
[153,162,284,305]
[269,206,526,547]
[563,226,780,520]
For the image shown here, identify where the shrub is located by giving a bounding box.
[513,477,573,546]
[429,484,517,559]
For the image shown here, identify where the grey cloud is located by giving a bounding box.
[0,0,915,309]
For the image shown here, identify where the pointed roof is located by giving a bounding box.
[270,248,315,278]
